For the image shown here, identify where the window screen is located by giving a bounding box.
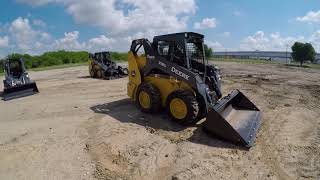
[157,41,170,56]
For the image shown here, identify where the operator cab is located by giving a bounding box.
[94,52,113,66]
[6,59,25,79]
[153,32,206,74]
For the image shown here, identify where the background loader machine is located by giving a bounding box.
[89,51,128,79]
[127,32,262,147]
[2,58,39,101]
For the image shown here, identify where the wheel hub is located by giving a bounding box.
[170,98,187,119]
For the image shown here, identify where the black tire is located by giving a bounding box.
[166,90,199,125]
[89,68,95,78]
[106,70,117,80]
[136,83,161,113]
[196,94,207,120]
[97,69,105,79]
[3,80,9,89]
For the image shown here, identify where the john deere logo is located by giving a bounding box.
[171,67,189,80]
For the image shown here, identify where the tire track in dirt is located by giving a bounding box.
[229,74,320,180]
[257,78,320,179]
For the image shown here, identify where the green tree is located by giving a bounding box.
[291,42,316,66]
[0,59,4,73]
[304,43,316,63]
[204,44,213,58]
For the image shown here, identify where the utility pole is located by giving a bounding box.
[285,44,288,64]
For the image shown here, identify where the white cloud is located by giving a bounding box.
[40,32,51,41]
[194,18,217,29]
[33,19,46,27]
[18,0,196,37]
[205,40,224,51]
[54,31,86,51]
[69,0,196,36]
[0,16,134,55]
[9,17,38,52]
[6,17,53,54]
[310,30,320,50]
[221,31,231,37]
[240,31,304,51]
[15,0,197,53]
[52,31,132,52]
[233,10,242,17]
[87,35,116,50]
[0,36,9,48]
[296,10,320,23]
[16,0,56,6]
[240,31,269,50]
[87,35,132,52]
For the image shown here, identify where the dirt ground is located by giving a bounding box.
[0,62,319,180]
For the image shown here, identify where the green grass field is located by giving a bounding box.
[211,58,320,69]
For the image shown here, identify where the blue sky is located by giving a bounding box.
[0,0,320,57]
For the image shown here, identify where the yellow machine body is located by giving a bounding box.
[127,51,194,106]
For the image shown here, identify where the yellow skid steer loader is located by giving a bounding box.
[127,32,262,147]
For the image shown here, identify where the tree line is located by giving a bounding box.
[0,51,128,73]
[0,41,316,73]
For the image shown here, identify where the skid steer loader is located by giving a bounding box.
[89,51,128,79]
[127,32,262,148]
[2,58,39,101]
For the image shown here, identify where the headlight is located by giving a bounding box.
[218,74,221,80]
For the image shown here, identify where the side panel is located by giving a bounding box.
[143,57,211,111]
[127,51,142,100]
[144,75,194,106]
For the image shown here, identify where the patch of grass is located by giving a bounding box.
[210,58,320,69]
[210,58,281,65]
[302,63,320,69]
[282,62,320,69]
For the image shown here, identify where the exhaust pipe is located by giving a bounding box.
[3,82,39,101]
[203,90,262,148]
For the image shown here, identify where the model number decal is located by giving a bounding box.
[147,55,155,59]
[171,67,189,80]
[158,61,167,68]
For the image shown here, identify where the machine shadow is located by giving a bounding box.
[78,75,128,80]
[90,98,186,132]
[78,76,92,79]
[90,98,245,150]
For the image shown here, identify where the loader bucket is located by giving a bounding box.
[3,82,39,101]
[203,90,262,148]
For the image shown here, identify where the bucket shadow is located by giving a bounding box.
[90,98,245,150]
